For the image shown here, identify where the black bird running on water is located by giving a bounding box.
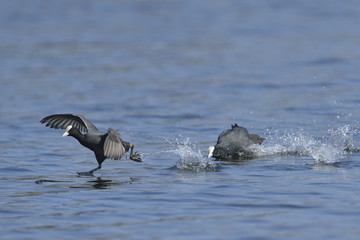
[40,114,142,175]
[208,124,265,160]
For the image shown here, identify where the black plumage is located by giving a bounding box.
[40,114,142,175]
[209,124,265,160]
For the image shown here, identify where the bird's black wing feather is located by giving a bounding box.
[216,129,232,144]
[40,114,98,133]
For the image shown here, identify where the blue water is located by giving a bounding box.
[1,0,360,239]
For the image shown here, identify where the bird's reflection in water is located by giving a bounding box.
[88,177,113,189]
[88,177,133,189]
[35,177,136,189]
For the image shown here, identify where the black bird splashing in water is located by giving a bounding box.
[40,114,142,175]
[208,124,265,160]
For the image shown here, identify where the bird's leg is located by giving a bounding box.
[129,144,142,162]
[89,163,102,173]
[77,164,102,176]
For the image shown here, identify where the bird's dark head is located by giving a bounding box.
[62,125,76,137]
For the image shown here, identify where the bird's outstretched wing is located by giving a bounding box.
[103,128,126,160]
[40,114,98,133]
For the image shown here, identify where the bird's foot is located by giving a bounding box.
[77,171,95,177]
[77,165,101,176]
[130,151,142,162]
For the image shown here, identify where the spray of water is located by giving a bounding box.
[170,138,218,172]
[146,125,357,169]
[252,125,356,164]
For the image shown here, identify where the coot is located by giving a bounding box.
[208,124,265,160]
[40,114,142,175]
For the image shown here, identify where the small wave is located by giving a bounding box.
[251,125,356,164]
[170,138,218,172]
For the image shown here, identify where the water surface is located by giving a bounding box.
[1,0,360,239]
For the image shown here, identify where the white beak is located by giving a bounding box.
[62,125,72,137]
[208,146,215,158]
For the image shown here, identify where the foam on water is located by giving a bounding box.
[170,138,218,172]
[252,125,356,164]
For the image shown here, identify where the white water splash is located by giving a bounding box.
[251,126,356,164]
[171,138,217,172]
[328,125,356,151]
